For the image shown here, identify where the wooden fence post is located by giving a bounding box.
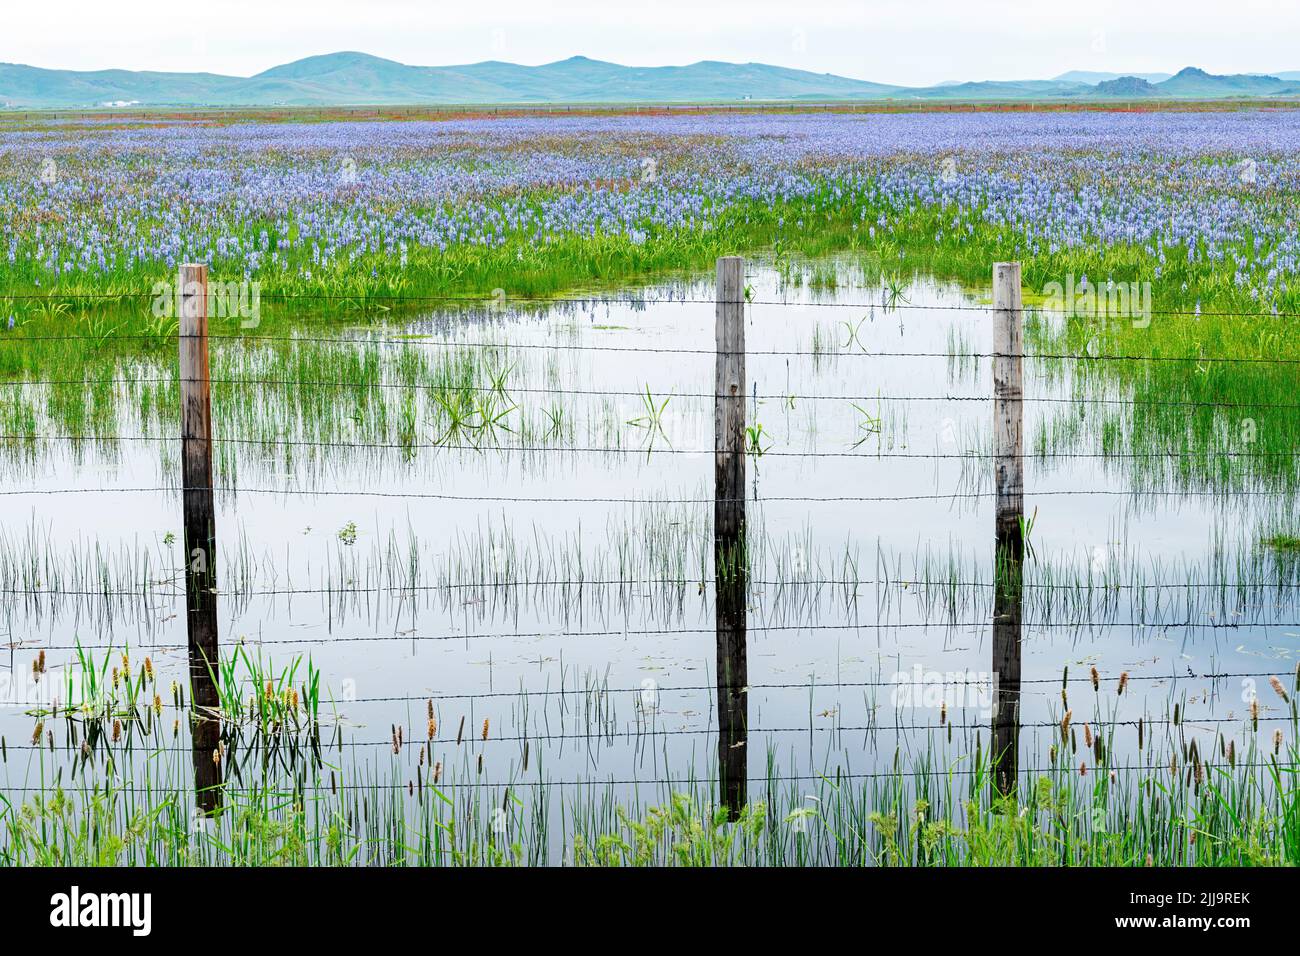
[715,255,748,819]
[992,261,1024,797]
[178,263,222,813]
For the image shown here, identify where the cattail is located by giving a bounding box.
[1079,761,1087,777]
[112,666,120,689]
[1269,676,1290,705]
[408,781,414,796]
[153,693,162,716]
[47,729,54,752]
[391,725,400,754]
[477,753,483,775]
[940,700,947,726]
[1084,723,1093,749]
[1251,697,1259,730]
[1090,666,1099,692]
[427,717,437,739]
[330,771,337,795]
[1173,702,1181,726]
[1049,744,1057,765]
[1227,740,1236,767]
[481,718,490,741]
[456,716,465,745]
[1117,672,1128,696]
[523,739,530,772]
[397,725,403,748]
[427,699,434,721]
[172,718,179,737]
[433,761,442,784]
[121,654,130,678]
[290,688,300,711]
[264,680,274,700]
[31,720,43,745]
[1274,729,1284,755]
[112,718,122,743]
[35,650,46,675]
[1138,717,1145,751]
[418,745,425,767]
[1061,709,1072,739]
[143,657,154,681]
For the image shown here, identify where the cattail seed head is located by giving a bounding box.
[1117,672,1129,696]
[1090,666,1100,692]
[1269,676,1290,704]
[481,718,490,741]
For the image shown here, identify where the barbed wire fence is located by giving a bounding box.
[2,256,1299,808]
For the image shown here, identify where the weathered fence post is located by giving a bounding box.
[714,256,748,819]
[179,262,222,813]
[991,261,1024,797]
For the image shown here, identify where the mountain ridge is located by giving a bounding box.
[2,52,1298,107]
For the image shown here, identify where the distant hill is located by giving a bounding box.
[1054,70,1172,85]
[1154,66,1300,97]
[0,53,903,107]
[2,52,1299,108]
[1094,76,1159,97]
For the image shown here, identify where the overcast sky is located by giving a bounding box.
[5,0,1298,86]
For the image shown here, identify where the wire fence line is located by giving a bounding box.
[6,327,1300,367]
[15,670,1293,706]
[5,571,1300,599]
[8,374,1300,412]
[5,712,1296,755]
[0,760,1291,794]
[5,434,1294,463]
[9,618,1291,652]
[3,287,1300,322]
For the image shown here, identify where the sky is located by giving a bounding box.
[4,0,1299,86]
